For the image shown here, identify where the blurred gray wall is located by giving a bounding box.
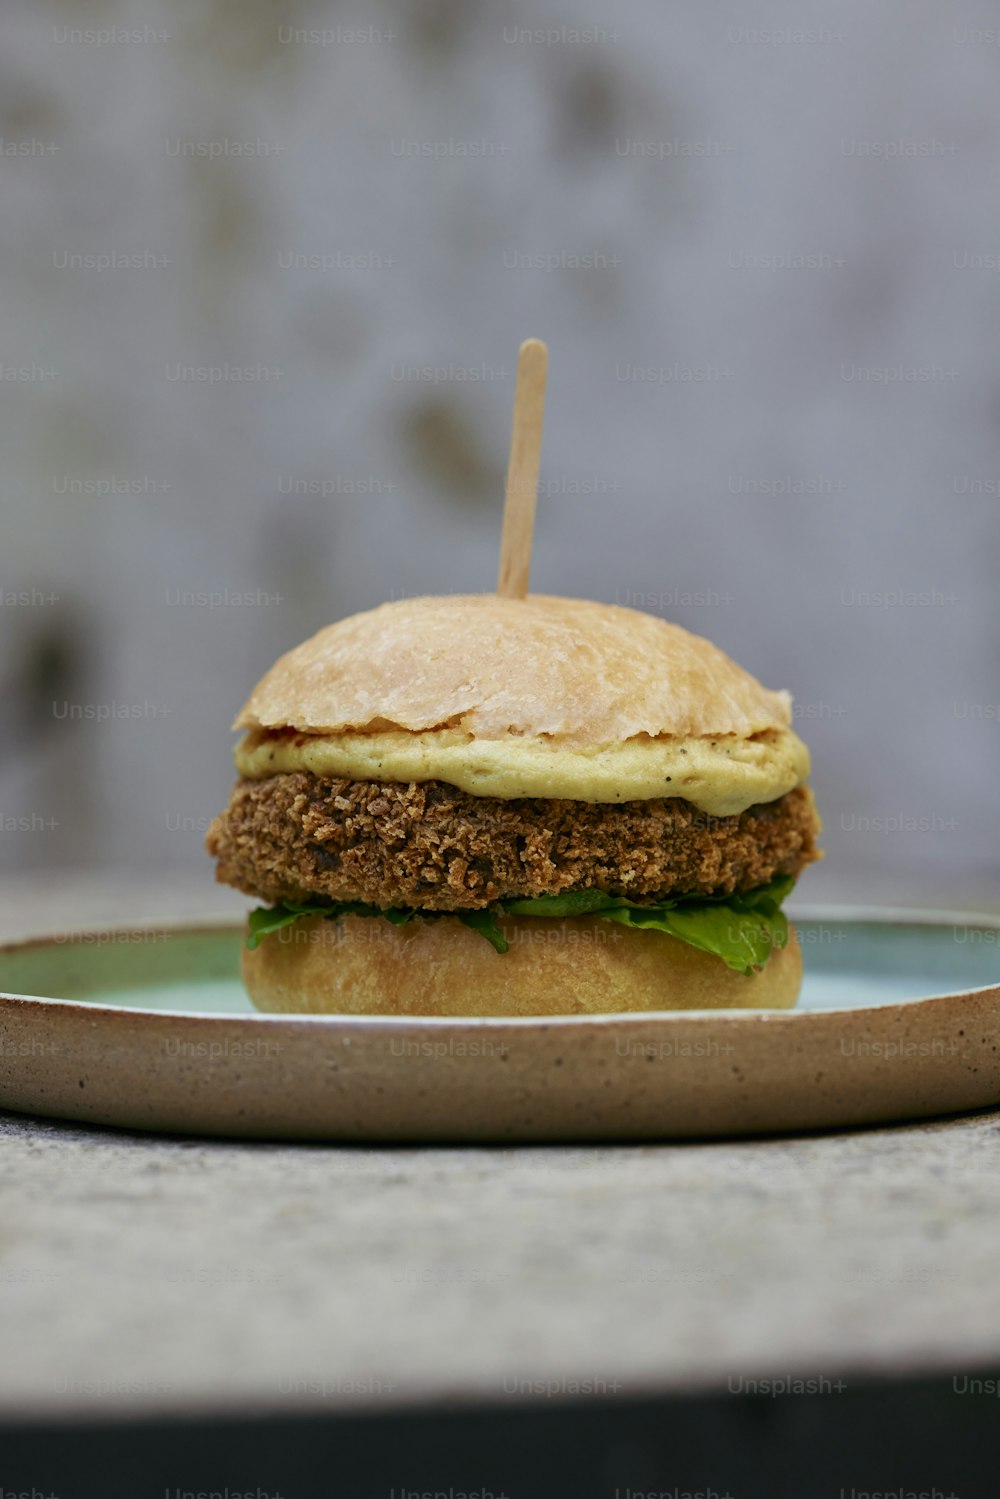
[1,0,998,908]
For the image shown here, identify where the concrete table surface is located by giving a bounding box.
[2,875,1000,1423]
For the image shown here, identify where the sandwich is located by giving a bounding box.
[206,593,821,1016]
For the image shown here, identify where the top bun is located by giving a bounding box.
[235,594,791,748]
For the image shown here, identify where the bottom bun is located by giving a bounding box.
[242,913,802,1017]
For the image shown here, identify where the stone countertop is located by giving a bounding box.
[2,876,1000,1423]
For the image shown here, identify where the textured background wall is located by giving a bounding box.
[1,0,998,909]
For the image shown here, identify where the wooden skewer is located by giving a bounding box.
[497,337,548,599]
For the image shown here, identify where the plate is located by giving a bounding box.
[1,909,998,1139]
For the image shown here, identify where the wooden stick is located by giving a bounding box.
[497,338,548,599]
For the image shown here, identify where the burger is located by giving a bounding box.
[206,593,821,1016]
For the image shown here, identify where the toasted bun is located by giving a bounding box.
[242,914,802,1017]
[234,593,792,746]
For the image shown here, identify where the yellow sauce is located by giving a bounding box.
[234,726,810,815]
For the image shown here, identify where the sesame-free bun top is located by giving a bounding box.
[235,593,793,744]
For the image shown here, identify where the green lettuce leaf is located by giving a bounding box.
[245,899,417,950]
[599,901,786,975]
[498,875,792,975]
[244,874,794,974]
[499,889,627,918]
[456,908,510,954]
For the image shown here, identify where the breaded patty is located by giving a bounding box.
[206,773,821,911]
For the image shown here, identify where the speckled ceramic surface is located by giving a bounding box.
[1,910,998,1139]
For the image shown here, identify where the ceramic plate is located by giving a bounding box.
[1,909,998,1140]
